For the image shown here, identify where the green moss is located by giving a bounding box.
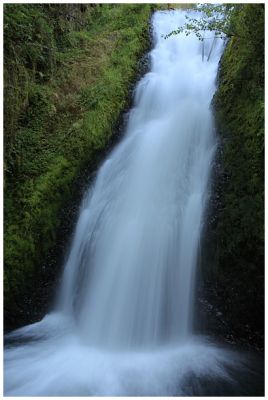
[4,4,152,322]
[212,4,264,338]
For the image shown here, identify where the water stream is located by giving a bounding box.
[4,10,263,396]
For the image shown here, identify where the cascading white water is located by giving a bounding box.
[59,9,222,348]
[5,10,261,397]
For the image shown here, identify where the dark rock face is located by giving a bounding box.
[197,4,264,351]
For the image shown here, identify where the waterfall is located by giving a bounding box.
[59,10,222,348]
[4,10,262,397]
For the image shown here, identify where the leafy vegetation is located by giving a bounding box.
[4,4,152,326]
[165,4,234,40]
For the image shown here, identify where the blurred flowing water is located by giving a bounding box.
[4,10,264,396]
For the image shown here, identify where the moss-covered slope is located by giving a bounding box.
[211,4,264,345]
[4,4,152,326]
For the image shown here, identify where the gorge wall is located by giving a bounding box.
[4,4,152,329]
[204,4,264,348]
